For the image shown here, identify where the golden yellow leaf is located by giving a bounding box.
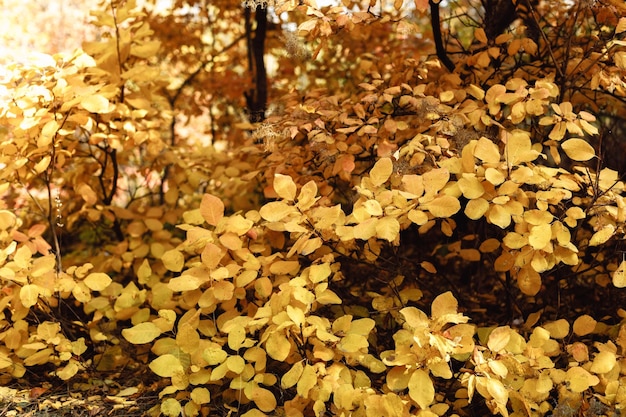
[0,210,16,230]
[56,360,80,381]
[281,361,304,389]
[296,180,319,211]
[122,322,162,344]
[177,323,200,354]
[200,193,224,226]
[370,157,394,187]
[465,198,489,220]
[474,137,500,163]
[247,385,277,412]
[400,307,429,329]
[339,333,369,353]
[424,195,460,218]
[528,223,552,250]
[83,272,112,291]
[561,138,595,161]
[162,249,185,272]
[296,364,317,397]
[161,398,182,417]
[228,324,246,351]
[589,224,615,246]
[590,351,616,374]
[458,176,485,199]
[408,369,434,409]
[485,378,509,416]
[517,266,542,296]
[226,355,245,373]
[191,387,211,405]
[505,130,540,165]
[259,201,297,222]
[203,346,227,365]
[266,332,290,361]
[431,291,458,319]
[573,314,597,336]
[19,284,39,308]
[376,216,400,242]
[613,260,626,288]
[81,94,112,113]
[542,319,569,339]
[273,173,297,201]
[150,354,184,378]
[565,366,599,392]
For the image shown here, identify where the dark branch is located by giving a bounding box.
[429,0,455,72]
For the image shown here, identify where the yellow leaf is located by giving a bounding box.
[162,249,185,272]
[0,210,16,230]
[83,272,112,291]
[122,322,162,344]
[226,355,245,373]
[424,195,460,218]
[177,323,200,354]
[505,130,539,165]
[338,333,369,353]
[81,94,112,113]
[431,291,458,319]
[281,361,304,389]
[474,137,500,163]
[296,180,319,211]
[273,174,297,201]
[259,201,298,222]
[613,260,626,288]
[150,354,184,378]
[191,387,211,404]
[296,364,317,397]
[203,346,227,365]
[561,138,595,161]
[528,223,552,250]
[266,332,290,361]
[370,157,394,186]
[228,324,246,351]
[458,176,485,199]
[565,366,599,392]
[20,284,39,308]
[589,224,615,246]
[517,266,542,296]
[161,398,182,417]
[376,216,400,242]
[590,351,616,374]
[573,314,597,336]
[168,274,201,291]
[408,369,434,409]
[309,263,331,284]
[200,193,224,226]
[56,360,80,380]
[486,378,509,416]
[248,386,276,412]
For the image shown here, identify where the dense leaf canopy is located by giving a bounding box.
[1,0,626,415]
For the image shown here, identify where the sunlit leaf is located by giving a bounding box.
[162,249,185,272]
[562,138,595,161]
[370,157,394,186]
[408,369,434,409]
[424,195,460,218]
[122,322,162,344]
[200,194,224,226]
[83,272,112,291]
[273,173,297,201]
[81,94,112,113]
[150,354,184,378]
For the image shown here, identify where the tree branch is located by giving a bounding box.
[429,0,455,72]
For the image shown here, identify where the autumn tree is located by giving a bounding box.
[0,0,626,416]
